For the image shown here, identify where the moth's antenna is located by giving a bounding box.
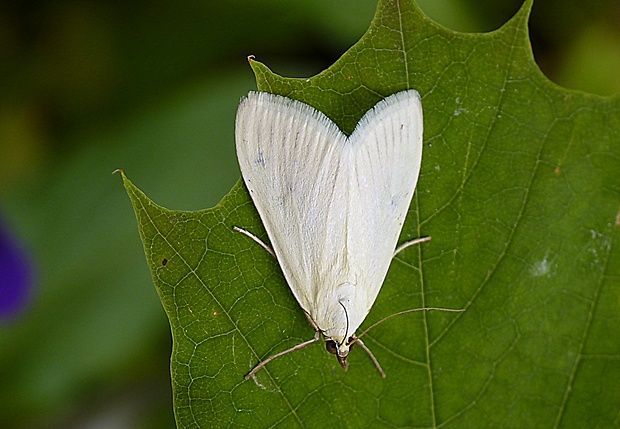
[356,307,464,340]
[338,300,350,345]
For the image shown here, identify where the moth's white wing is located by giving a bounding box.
[334,90,424,338]
[236,91,424,345]
[235,92,348,317]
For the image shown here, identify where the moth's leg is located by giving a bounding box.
[233,226,275,257]
[245,330,321,380]
[354,338,386,378]
[393,236,431,257]
[302,310,320,331]
[245,310,322,380]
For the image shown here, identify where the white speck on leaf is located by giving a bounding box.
[531,250,554,277]
[531,258,550,277]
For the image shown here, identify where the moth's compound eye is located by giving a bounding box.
[325,340,338,354]
[348,337,356,349]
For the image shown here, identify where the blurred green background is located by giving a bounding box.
[0,0,618,427]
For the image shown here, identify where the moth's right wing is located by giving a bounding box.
[235,92,348,314]
[345,90,424,316]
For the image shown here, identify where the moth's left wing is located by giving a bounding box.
[235,92,348,315]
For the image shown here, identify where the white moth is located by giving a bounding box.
[235,90,427,379]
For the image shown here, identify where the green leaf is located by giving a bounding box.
[121,0,620,427]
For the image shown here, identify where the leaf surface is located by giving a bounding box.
[122,0,620,427]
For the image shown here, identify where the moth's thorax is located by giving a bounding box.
[310,281,368,339]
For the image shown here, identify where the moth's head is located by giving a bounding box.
[325,336,356,371]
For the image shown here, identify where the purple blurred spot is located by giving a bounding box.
[0,216,34,322]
